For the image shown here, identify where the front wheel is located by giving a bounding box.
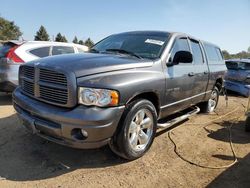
[109,99,157,160]
[199,86,220,113]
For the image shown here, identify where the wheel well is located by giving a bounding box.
[215,78,223,92]
[126,92,160,116]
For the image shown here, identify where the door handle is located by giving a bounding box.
[204,71,209,74]
[188,72,195,77]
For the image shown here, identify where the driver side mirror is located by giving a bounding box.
[167,51,193,66]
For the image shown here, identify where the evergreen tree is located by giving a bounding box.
[61,35,68,42]
[84,38,94,48]
[55,33,67,42]
[34,25,49,41]
[55,33,63,42]
[72,36,78,44]
[0,16,22,40]
[78,40,84,45]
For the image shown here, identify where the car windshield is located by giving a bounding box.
[226,61,250,70]
[91,33,170,59]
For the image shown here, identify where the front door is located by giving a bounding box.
[161,37,195,117]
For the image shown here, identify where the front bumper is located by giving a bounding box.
[224,80,250,97]
[13,87,125,149]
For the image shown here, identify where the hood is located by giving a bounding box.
[26,53,153,77]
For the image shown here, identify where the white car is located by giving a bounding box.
[0,41,88,92]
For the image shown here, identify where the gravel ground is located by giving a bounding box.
[0,92,249,188]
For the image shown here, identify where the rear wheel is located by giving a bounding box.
[245,117,250,132]
[109,99,157,160]
[200,85,220,113]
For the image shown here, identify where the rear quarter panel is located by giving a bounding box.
[15,43,50,62]
[206,62,227,92]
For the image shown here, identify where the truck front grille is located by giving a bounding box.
[22,80,34,95]
[40,68,67,86]
[22,66,35,80]
[20,65,72,107]
[39,85,68,104]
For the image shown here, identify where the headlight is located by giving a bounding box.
[78,87,119,107]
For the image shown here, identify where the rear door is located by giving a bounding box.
[188,38,209,103]
[161,37,195,117]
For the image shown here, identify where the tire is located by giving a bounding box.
[199,85,220,113]
[109,99,157,160]
[245,117,250,132]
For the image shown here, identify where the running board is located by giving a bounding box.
[157,106,200,130]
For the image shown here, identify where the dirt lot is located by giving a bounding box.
[0,92,249,188]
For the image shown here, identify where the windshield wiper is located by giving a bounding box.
[105,49,143,59]
[89,48,99,53]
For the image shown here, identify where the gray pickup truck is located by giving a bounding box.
[13,31,226,160]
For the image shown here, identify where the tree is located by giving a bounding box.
[222,50,250,59]
[55,33,67,42]
[55,33,63,42]
[0,16,22,40]
[72,36,78,44]
[235,51,249,59]
[84,38,94,48]
[222,50,230,60]
[61,36,68,42]
[78,40,84,45]
[34,25,49,41]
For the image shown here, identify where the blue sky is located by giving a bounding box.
[1,0,250,53]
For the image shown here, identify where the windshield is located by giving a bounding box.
[226,61,250,70]
[92,33,170,59]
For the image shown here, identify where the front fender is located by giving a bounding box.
[77,66,165,106]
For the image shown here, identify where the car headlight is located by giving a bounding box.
[78,87,119,107]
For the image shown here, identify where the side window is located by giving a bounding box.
[190,40,203,64]
[170,38,190,63]
[52,46,74,55]
[29,47,50,58]
[215,48,223,61]
[204,43,223,63]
